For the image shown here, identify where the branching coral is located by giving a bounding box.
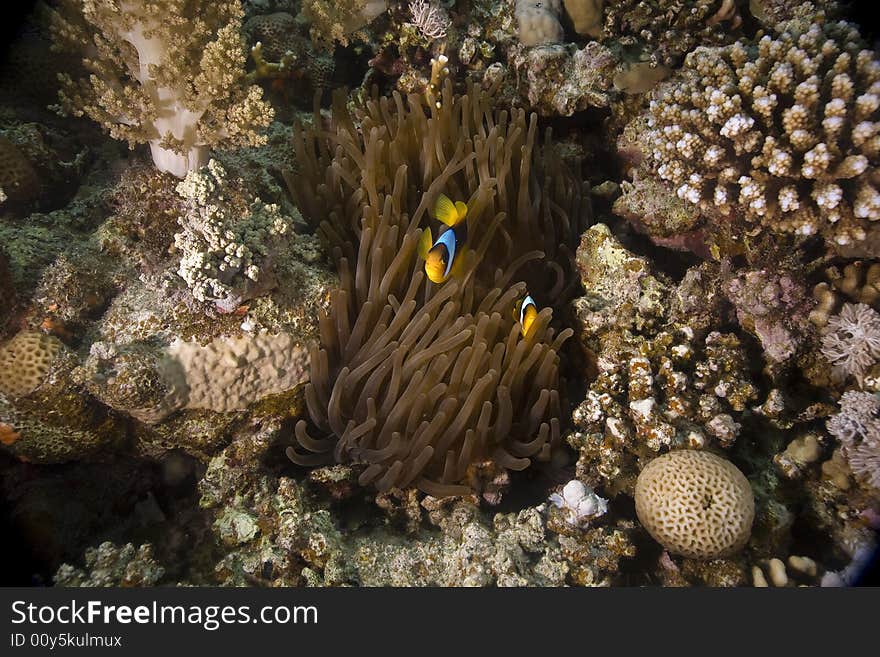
[629,20,880,249]
[173,160,292,312]
[48,0,274,177]
[284,80,589,497]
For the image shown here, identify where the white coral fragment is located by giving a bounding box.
[549,480,608,526]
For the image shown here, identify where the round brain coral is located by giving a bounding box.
[634,450,755,559]
[0,331,63,398]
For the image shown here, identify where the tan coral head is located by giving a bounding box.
[635,450,755,560]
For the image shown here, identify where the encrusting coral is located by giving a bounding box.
[284,79,590,497]
[622,19,880,252]
[48,0,274,177]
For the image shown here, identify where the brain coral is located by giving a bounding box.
[0,331,63,398]
[0,331,122,463]
[635,20,880,249]
[634,450,755,559]
[285,80,590,497]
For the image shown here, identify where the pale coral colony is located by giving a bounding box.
[1,0,879,588]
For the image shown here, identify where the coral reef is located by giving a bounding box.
[199,428,635,586]
[48,0,274,177]
[1,0,878,590]
[602,0,741,67]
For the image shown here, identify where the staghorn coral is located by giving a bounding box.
[48,0,274,177]
[629,20,880,250]
[173,159,292,313]
[284,79,589,497]
[634,449,755,559]
[827,391,880,489]
[820,302,880,386]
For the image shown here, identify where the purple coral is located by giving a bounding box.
[827,391,880,489]
[821,303,880,385]
[722,268,812,365]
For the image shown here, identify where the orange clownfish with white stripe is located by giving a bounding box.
[417,193,469,284]
[514,294,539,337]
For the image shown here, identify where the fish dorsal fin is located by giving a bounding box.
[417,227,434,260]
[433,193,460,227]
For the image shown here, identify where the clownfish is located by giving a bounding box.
[514,294,539,337]
[417,193,469,284]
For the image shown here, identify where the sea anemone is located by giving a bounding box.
[284,80,590,497]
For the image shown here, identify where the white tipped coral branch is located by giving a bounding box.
[408,0,452,41]
[48,0,274,178]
